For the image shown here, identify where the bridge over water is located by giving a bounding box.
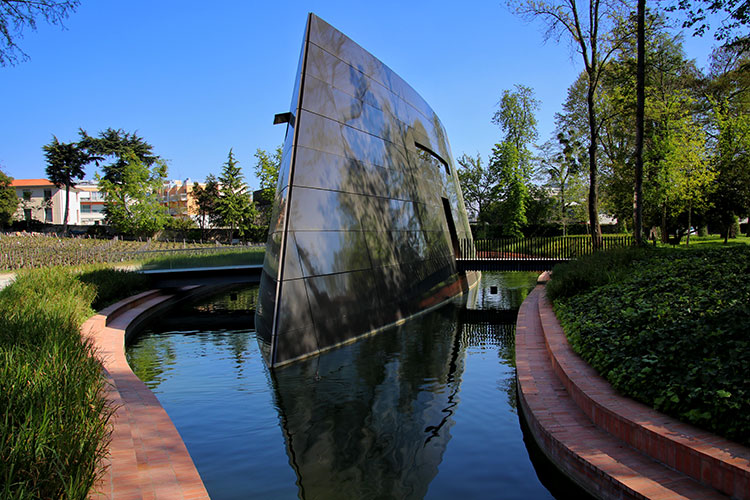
[455,236,634,272]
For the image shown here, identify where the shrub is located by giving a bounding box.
[551,247,750,445]
[77,268,152,310]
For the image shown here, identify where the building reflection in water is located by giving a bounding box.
[270,302,467,500]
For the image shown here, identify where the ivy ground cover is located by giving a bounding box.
[550,247,750,446]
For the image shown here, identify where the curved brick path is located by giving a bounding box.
[516,273,750,499]
[81,290,210,500]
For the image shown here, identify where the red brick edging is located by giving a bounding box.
[81,290,210,500]
[517,274,750,499]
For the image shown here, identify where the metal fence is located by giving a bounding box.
[458,235,635,261]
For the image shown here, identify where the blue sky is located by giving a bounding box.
[0,0,718,191]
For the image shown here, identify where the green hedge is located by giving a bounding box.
[550,247,750,446]
[0,267,149,499]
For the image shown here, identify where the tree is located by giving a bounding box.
[43,136,90,233]
[489,84,539,237]
[633,0,646,245]
[456,152,499,221]
[662,107,714,246]
[708,99,750,242]
[538,130,587,234]
[217,149,252,242]
[81,128,168,236]
[0,168,18,228]
[252,146,281,239]
[96,153,169,237]
[253,146,281,202]
[0,0,80,66]
[79,128,159,184]
[192,174,220,239]
[672,0,750,49]
[512,0,628,247]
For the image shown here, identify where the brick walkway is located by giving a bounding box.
[82,290,210,500]
[516,275,750,499]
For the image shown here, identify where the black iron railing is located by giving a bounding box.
[457,235,634,261]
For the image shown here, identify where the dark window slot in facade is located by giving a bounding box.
[442,197,459,258]
[415,142,450,176]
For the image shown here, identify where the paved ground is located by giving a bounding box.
[0,273,15,290]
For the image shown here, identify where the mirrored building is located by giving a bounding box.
[256,13,478,367]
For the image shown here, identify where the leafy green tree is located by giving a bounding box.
[96,153,169,237]
[43,136,90,233]
[0,168,18,228]
[0,0,79,66]
[217,149,253,242]
[661,105,714,246]
[488,85,539,237]
[456,152,499,221]
[538,130,587,234]
[81,128,168,236]
[79,128,159,184]
[253,146,281,203]
[708,99,750,241]
[192,174,220,239]
[490,142,529,237]
[671,0,749,49]
[513,0,630,246]
[252,146,281,239]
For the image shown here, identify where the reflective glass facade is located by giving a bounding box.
[257,13,477,367]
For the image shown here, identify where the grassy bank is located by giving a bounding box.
[0,267,150,499]
[548,247,750,446]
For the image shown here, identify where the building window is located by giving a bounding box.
[415,143,450,176]
[45,207,53,222]
[22,190,32,202]
[23,209,32,221]
[82,204,92,213]
[44,189,52,201]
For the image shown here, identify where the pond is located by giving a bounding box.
[126,272,586,499]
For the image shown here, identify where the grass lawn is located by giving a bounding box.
[654,233,750,250]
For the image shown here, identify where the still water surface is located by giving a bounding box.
[126,272,561,499]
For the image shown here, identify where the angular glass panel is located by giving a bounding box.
[301,74,339,119]
[295,110,345,157]
[363,231,398,268]
[288,187,363,232]
[274,324,321,365]
[267,186,288,236]
[294,230,372,277]
[277,278,315,334]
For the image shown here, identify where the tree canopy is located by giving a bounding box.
[43,136,90,232]
[0,168,17,228]
[0,0,80,66]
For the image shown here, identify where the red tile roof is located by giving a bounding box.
[10,179,54,187]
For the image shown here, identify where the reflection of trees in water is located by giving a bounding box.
[126,334,177,388]
[193,287,258,313]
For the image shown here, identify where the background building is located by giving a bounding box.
[77,180,107,226]
[11,179,82,225]
[159,179,202,220]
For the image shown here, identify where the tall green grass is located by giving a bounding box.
[140,246,265,270]
[0,268,135,499]
[546,247,651,300]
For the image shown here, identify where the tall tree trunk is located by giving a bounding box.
[633,0,646,246]
[586,75,602,249]
[561,187,567,236]
[661,203,668,244]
